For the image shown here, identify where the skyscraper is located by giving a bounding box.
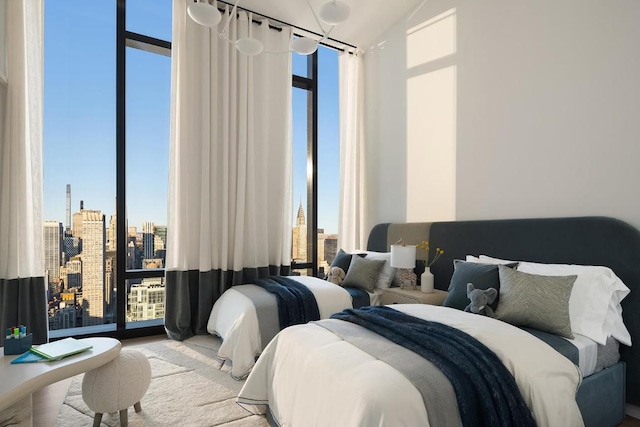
[142,221,155,260]
[43,221,62,285]
[72,200,84,238]
[81,209,105,326]
[292,202,307,262]
[107,214,117,251]
[65,184,72,234]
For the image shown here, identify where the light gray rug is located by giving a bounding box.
[54,336,270,427]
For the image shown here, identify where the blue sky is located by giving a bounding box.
[44,0,340,234]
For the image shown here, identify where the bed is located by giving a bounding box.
[207,274,385,379]
[237,216,640,427]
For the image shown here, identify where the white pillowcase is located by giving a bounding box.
[356,251,396,289]
[478,255,631,346]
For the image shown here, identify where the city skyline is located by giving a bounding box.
[43,1,340,236]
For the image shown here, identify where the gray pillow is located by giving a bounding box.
[495,265,576,339]
[443,260,518,311]
[342,255,386,292]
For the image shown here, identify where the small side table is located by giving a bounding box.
[381,288,448,306]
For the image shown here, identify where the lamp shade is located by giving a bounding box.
[236,38,264,56]
[390,245,416,269]
[319,1,351,25]
[187,1,222,27]
[292,37,318,55]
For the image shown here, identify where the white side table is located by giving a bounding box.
[0,337,121,427]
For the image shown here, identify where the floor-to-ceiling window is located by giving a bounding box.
[44,0,170,339]
[291,45,340,278]
[44,1,340,338]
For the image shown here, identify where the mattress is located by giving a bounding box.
[522,328,620,378]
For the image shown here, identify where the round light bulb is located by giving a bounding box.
[187,1,222,27]
[236,38,264,56]
[318,1,350,25]
[292,37,318,55]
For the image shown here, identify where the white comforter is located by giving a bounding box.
[207,276,360,379]
[238,304,584,427]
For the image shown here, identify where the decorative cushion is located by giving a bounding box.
[82,349,151,414]
[342,255,386,292]
[442,260,517,311]
[495,265,576,339]
[328,249,366,276]
[357,251,396,289]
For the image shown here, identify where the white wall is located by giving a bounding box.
[363,0,640,234]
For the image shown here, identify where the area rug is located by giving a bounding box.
[54,335,270,427]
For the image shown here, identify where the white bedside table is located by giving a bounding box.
[381,288,448,305]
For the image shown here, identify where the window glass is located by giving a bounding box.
[126,0,172,42]
[316,46,340,276]
[44,0,116,332]
[292,86,310,265]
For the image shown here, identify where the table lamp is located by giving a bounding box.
[390,243,417,289]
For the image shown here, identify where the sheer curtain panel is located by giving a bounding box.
[338,52,367,252]
[166,0,293,340]
[0,0,47,346]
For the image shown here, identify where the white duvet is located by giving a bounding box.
[207,276,376,379]
[238,304,584,427]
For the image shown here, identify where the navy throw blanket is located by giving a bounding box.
[254,276,320,329]
[344,287,370,308]
[331,306,536,427]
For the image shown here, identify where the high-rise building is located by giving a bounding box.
[127,278,165,322]
[66,257,82,289]
[107,214,117,251]
[72,200,84,238]
[65,184,71,234]
[154,225,167,248]
[142,221,155,260]
[81,209,105,326]
[43,221,62,285]
[292,202,307,262]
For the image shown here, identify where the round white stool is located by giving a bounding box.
[82,348,151,427]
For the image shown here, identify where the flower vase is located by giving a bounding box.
[421,268,434,293]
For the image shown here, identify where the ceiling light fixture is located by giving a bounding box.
[187,0,351,56]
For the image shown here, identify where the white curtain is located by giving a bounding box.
[338,52,366,252]
[0,0,47,345]
[166,0,293,339]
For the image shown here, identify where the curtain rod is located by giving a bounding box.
[215,0,358,53]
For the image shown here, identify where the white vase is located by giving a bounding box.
[421,268,434,293]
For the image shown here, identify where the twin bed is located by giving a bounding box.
[210,216,640,426]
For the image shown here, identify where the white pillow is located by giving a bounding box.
[465,255,481,262]
[477,255,517,265]
[356,251,395,289]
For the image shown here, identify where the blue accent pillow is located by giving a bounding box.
[443,260,518,311]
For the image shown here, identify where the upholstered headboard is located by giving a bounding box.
[367,216,640,404]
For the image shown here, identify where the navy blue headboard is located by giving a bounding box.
[367,216,640,404]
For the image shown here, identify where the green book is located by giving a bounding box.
[28,337,92,361]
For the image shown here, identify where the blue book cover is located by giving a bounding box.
[10,350,60,364]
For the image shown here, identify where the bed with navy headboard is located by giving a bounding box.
[240,216,640,426]
[368,216,640,424]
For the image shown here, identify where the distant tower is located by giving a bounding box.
[142,221,155,260]
[291,202,307,261]
[43,221,63,285]
[81,210,105,327]
[65,185,71,234]
[72,200,84,238]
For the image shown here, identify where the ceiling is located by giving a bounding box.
[220,0,425,50]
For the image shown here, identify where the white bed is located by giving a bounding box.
[207,275,383,379]
[237,304,584,427]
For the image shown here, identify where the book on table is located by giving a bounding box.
[11,337,93,364]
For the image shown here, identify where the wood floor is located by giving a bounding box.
[32,334,640,427]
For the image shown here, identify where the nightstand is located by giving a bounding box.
[381,288,448,305]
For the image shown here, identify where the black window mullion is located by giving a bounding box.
[116,0,127,331]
